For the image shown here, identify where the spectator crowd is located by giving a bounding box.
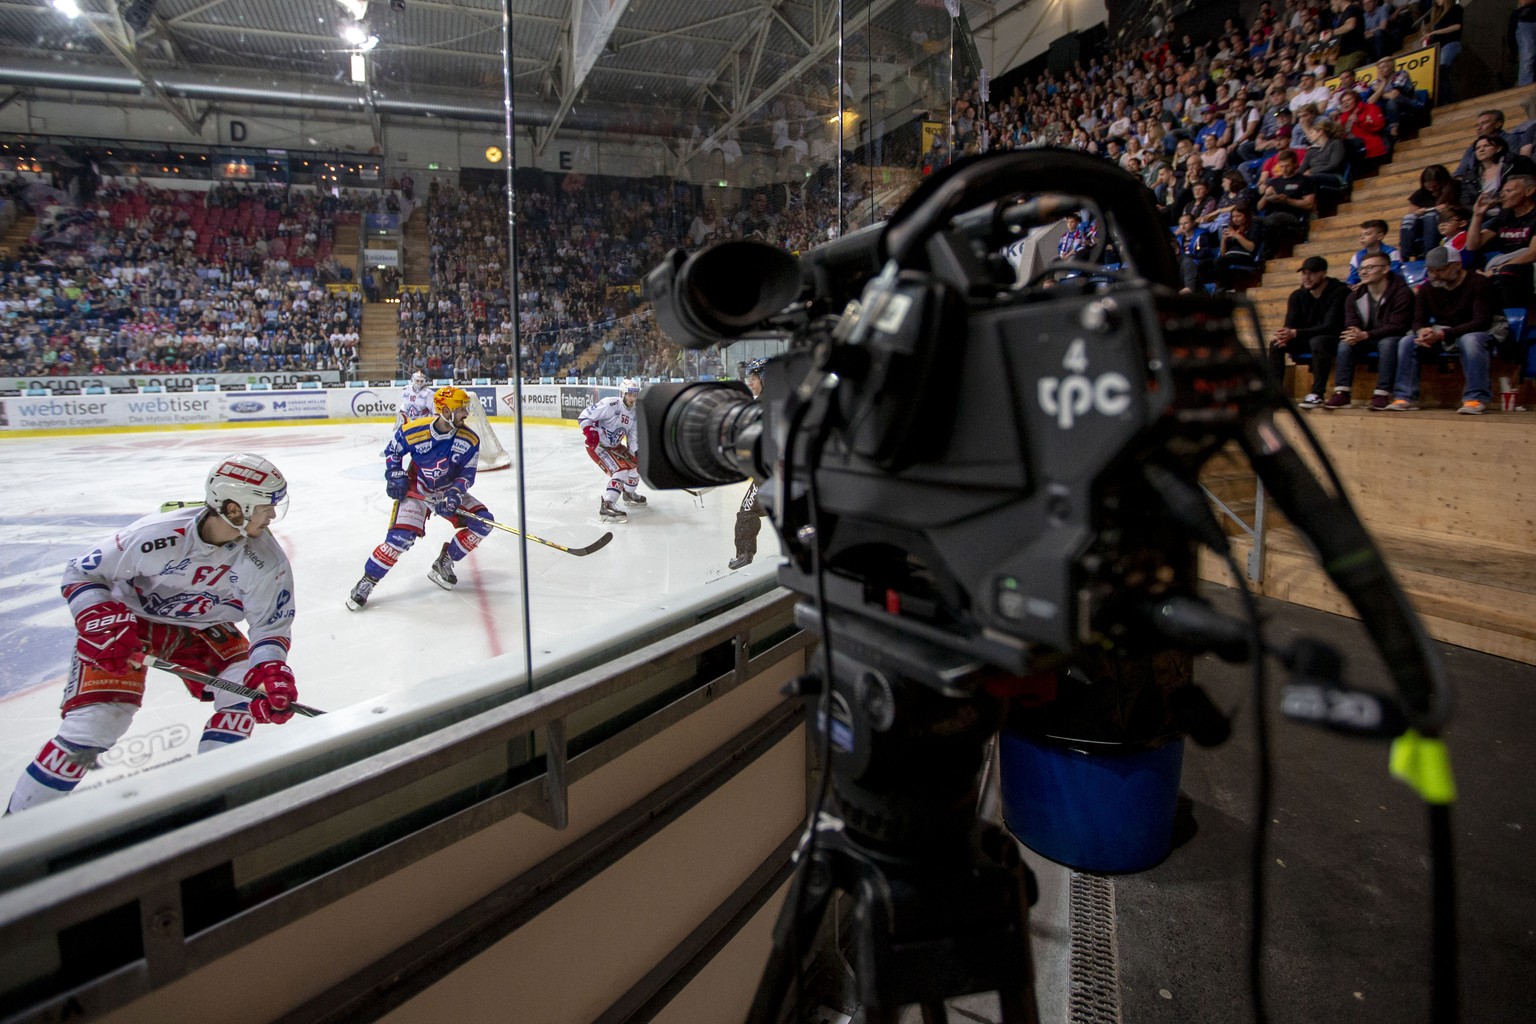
[0,181,363,379]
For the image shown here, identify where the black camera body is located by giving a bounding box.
[637,152,1269,674]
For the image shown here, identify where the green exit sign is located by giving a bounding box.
[427,162,441,170]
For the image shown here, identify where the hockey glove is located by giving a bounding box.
[582,424,601,450]
[244,661,298,725]
[74,601,140,675]
[434,489,462,517]
[385,466,408,500]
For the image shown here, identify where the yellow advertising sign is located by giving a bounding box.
[921,121,946,155]
[1328,44,1438,102]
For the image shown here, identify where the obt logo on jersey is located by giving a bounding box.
[1038,339,1132,430]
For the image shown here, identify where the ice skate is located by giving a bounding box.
[728,552,753,571]
[600,498,627,522]
[346,575,378,611]
[428,543,458,590]
[621,490,648,507]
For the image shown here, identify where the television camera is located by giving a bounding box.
[636,150,1454,1023]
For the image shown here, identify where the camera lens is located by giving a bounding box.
[662,384,763,485]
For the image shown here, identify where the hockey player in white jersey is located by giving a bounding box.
[398,370,436,426]
[579,379,646,522]
[7,454,301,814]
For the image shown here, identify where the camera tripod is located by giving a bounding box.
[745,610,1041,1024]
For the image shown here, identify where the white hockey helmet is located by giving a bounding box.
[620,378,641,395]
[411,370,428,387]
[206,454,289,526]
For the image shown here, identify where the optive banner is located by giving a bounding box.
[337,387,401,419]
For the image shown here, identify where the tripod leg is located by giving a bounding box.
[744,844,837,1024]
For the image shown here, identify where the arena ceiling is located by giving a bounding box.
[0,0,1009,156]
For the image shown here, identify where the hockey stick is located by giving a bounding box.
[454,508,614,557]
[141,657,325,717]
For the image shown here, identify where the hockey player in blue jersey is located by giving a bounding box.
[347,385,495,610]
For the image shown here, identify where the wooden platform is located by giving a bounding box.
[1198,409,1536,664]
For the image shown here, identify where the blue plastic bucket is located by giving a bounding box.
[998,731,1185,874]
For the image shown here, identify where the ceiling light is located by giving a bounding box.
[52,0,82,18]
[350,54,367,82]
[342,24,367,46]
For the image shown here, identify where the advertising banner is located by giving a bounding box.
[333,387,401,420]
[122,394,218,427]
[560,386,598,420]
[464,386,500,419]
[0,371,340,393]
[363,247,401,268]
[515,386,561,421]
[3,394,116,430]
[223,391,330,421]
[0,384,599,433]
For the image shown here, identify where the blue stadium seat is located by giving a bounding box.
[1401,260,1427,287]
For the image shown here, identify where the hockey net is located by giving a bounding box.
[464,397,513,471]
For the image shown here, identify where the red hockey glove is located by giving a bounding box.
[582,424,601,449]
[74,601,140,675]
[245,661,298,724]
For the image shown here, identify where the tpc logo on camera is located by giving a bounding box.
[1038,339,1132,430]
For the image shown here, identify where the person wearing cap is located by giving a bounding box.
[1375,246,1495,414]
[1366,57,1422,136]
[1270,255,1349,407]
[1326,250,1414,408]
[1245,106,1297,175]
[1195,105,1230,152]
[1290,71,1332,114]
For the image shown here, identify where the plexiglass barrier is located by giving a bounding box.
[0,0,973,870]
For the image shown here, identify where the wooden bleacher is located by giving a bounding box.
[1206,85,1536,665]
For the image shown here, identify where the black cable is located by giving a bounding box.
[1429,803,1459,1023]
[1216,543,1271,1024]
[1250,404,1459,1020]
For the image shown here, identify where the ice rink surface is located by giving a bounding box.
[0,420,769,800]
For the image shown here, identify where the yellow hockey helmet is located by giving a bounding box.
[433,386,471,416]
